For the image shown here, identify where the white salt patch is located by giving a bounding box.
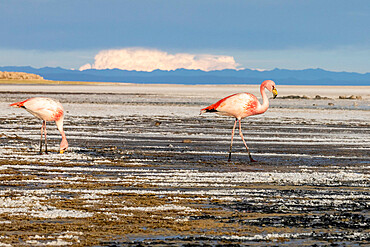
[217,232,312,241]
[33,208,93,219]
[0,243,12,247]
[0,195,93,219]
[25,232,82,246]
[119,204,199,212]
[26,239,72,246]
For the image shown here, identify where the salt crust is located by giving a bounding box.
[0,196,93,219]
[214,232,370,241]
[3,165,368,186]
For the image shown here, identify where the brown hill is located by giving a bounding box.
[0,71,44,80]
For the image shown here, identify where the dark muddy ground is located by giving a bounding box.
[0,84,369,246]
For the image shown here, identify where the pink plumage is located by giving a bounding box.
[200,80,278,162]
[10,97,68,154]
[201,93,259,118]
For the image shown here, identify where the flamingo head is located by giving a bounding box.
[272,86,278,99]
[60,138,68,154]
[263,80,278,99]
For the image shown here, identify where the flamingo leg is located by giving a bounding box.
[228,119,237,162]
[39,121,44,154]
[44,121,48,154]
[238,120,257,162]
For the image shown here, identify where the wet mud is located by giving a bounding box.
[0,86,369,246]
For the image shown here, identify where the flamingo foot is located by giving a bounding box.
[249,155,257,163]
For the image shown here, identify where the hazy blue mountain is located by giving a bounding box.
[1,66,369,85]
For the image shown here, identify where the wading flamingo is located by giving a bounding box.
[200,80,278,162]
[10,97,68,154]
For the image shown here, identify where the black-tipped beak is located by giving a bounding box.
[272,88,278,99]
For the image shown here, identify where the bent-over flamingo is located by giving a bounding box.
[200,80,278,162]
[10,97,68,154]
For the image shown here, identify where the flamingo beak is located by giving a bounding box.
[10,103,20,108]
[272,88,278,99]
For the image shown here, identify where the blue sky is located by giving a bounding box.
[0,0,369,72]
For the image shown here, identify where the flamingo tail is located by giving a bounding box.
[200,94,236,115]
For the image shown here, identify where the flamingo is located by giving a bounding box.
[10,97,68,154]
[200,80,278,162]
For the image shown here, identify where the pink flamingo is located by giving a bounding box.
[200,80,278,162]
[10,97,68,154]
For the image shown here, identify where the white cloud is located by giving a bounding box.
[79,48,241,71]
[79,63,92,71]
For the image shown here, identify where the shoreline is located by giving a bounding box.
[0,81,369,100]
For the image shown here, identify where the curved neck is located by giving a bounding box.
[60,130,67,140]
[55,119,64,134]
[56,119,68,150]
[256,84,269,114]
[56,119,67,141]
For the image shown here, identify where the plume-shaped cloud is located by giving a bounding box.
[79,48,241,71]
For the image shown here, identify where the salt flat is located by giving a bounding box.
[0,83,369,246]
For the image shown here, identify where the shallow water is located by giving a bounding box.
[0,84,369,246]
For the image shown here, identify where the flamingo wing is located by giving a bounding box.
[22,98,64,121]
[201,93,259,119]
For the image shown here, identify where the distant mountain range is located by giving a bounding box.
[1,66,369,85]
